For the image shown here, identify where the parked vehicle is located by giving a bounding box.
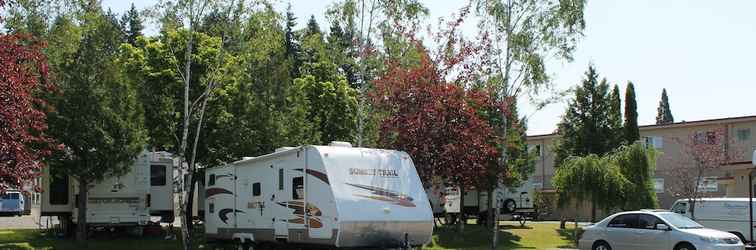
[671,198,756,243]
[204,142,433,249]
[40,150,175,229]
[0,190,25,216]
[438,181,534,224]
[579,210,743,250]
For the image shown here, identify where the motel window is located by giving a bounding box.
[697,177,718,192]
[253,182,261,196]
[644,136,663,149]
[653,178,664,193]
[737,128,751,141]
[292,177,304,200]
[150,165,167,186]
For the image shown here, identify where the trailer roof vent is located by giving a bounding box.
[242,157,255,160]
[275,147,296,152]
[329,141,353,147]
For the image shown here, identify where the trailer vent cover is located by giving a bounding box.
[329,141,353,147]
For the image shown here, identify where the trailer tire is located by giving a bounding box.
[502,199,517,213]
[236,240,253,250]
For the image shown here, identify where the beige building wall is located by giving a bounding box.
[527,116,756,221]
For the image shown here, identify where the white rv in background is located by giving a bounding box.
[437,181,534,217]
[204,142,434,249]
[40,150,175,228]
[671,198,756,242]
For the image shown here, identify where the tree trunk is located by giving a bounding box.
[458,185,465,233]
[185,173,196,230]
[76,179,88,241]
[489,187,497,250]
[591,197,596,223]
[179,181,192,250]
[574,200,579,247]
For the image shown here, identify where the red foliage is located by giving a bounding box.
[371,53,504,188]
[0,31,58,191]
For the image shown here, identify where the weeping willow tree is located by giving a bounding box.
[553,154,628,223]
[609,143,659,210]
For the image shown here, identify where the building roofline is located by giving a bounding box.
[639,115,756,130]
[527,114,756,139]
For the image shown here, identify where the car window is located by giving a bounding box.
[608,214,638,228]
[658,212,703,229]
[638,214,665,230]
[671,202,687,214]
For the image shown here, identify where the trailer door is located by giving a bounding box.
[273,164,289,238]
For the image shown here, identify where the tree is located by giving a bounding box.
[624,81,639,144]
[295,62,358,144]
[284,3,301,78]
[656,88,674,125]
[120,3,143,46]
[46,8,146,241]
[553,66,620,222]
[553,154,627,229]
[475,0,587,246]
[666,128,742,219]
[609,143,658,210]
[0,5,58,192]
[608,84,623,147]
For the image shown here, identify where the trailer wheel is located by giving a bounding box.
[236,240,253,250]
[502,199,517,213]
[518,215,527,227]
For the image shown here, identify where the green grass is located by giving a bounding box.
[425,221,580,250]
[0,222,579,250]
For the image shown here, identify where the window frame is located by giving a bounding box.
[208,174,216,186]
[607,214,638,228]
[637,214,667,230]
[252,182,261,197]
[150,165,167,186]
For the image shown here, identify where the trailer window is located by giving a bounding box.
[292,177,304,200]
[50,175,69,205]
[208,174,215,186]
[151,165,167,186]
[278,169,284,190]
[253,183,261,196]
[209,203,214,214]
[1,193,19,199]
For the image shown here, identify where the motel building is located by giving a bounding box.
[527,115,756,221]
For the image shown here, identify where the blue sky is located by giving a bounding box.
[103,0,756,135]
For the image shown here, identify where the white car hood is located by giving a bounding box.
[679,228,736,239]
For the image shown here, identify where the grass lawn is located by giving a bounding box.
[0,222,578,250]
[425,221,579,250]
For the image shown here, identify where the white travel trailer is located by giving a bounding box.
[204,143,434,249]
[441,181,534,221]
[40,150,175,228]
[671,198,756,242]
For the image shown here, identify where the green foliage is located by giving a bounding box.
[608,85,623,147]
[295,62,358,144]
[554,66,620,167]
[47,9,146,183]
[608,143,658,210]
[552,154,628,212]
[656,88,674,125]
[624,82,639,144]
[120,3,143,46]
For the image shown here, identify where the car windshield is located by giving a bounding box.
[658,212,703,229]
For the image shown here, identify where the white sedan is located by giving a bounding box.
[579,210,744,250]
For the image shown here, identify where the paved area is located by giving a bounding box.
[0,214,58,229]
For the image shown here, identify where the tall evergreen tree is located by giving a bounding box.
[304,15,321,37]
[656,88,674,125]
[47,9,146,241]
[624,82,640,144]
[608,84,624,147]
[284,3,301,77]
[120,3,143,46]
[553,66,620,222]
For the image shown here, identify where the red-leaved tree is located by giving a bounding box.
[0,1,58,192]
[666,127,743,219]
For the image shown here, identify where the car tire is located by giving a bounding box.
[674,242,696,250]
[592,241,611,250]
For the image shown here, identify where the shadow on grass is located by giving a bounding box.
[0,226,234,250]
[555,226,582,249]
[430,224,535,250]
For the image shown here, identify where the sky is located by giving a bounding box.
[102,0,756,135]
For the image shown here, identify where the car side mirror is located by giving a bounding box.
[656,224,670,231]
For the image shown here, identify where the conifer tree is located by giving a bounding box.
[624,82,640,144]
[656,88,674,124]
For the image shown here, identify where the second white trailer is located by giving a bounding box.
[204,143,433,249]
